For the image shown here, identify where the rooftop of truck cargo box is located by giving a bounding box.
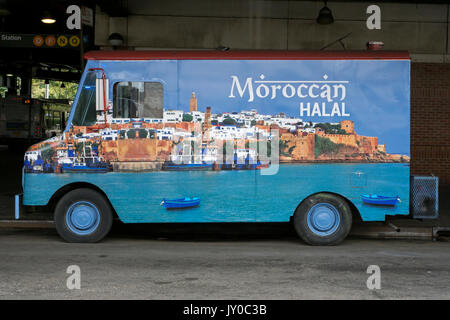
[83,51,410,61]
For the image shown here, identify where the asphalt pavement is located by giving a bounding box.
[1,227,449,299]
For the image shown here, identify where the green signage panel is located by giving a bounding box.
[0,33,80,49]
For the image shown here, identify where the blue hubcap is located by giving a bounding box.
[66,201,100,235]
[307,203,341,236]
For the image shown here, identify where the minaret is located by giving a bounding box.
[189,92,198,112]
[203,106,212,142]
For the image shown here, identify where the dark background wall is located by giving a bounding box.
[411,63,450,186]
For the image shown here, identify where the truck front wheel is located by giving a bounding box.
[293,193,352,246]
[54,188,113,243]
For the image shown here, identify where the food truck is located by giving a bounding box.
[16,50,439,244]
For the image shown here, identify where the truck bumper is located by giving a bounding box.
[15,194,22,220]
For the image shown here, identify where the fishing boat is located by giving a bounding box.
[256,161,269,169]
[162,162,213,171]
[61,163,111,173]
[234,163,257,170]
[61,157,111,173]
[361,194,400,206]
[161,197,201,209]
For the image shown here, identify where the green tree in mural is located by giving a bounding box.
[138,129,148,139]
[85,143,92,156]
[267,141,272,157]
[314,123,347,135]
[279,139,290,157]
[74,142,84,157]
[182,114,193,122]
[279,139,288,152]
[315,135,344,157]
[222,117,236,126]
[127,130,137,139]
[222,142,228,155]
[41,145,55,162]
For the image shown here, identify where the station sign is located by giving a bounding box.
[0,33,80,49]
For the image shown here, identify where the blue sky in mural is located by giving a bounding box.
[97,59,409,156]
[178,60,410,155]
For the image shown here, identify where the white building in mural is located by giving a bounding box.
[157,127,175,140]
[100,128,119,141]
[208,125,271,141]
[190,111,205,122]
[164,110,183,123]
[24,150,42,161]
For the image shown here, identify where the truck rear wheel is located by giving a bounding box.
[54,188,113,243]
[293,193,352,246]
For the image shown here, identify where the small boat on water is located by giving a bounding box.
[61,162,110,173]
[162,162,213,171]
[361,194,400,206]
[161,197,201,209]
[60,156,111,173]
[256,162,270,169]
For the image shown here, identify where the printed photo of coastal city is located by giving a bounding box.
[21,59,411,223]
[24,90,409,175]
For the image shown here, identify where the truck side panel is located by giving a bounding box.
[23,58,410,223]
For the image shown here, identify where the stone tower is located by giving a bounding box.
[340,120,354,134]
[203,106,212,142]
[189,92,198,112]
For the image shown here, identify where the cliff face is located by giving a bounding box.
[322,133,357,145]
[280,133,315,161]
[320,133,378,155]
[156,140,172,161]
[356,135,378,154]
[279,129,408,163]
[115,139,172,162]
[101,140,118,162]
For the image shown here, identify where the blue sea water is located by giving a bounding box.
[23,163,409,223]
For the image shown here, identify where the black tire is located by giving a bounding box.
[54,188,113,243]
[293,193,352,246]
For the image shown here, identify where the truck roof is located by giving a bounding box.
[84,50,410,61]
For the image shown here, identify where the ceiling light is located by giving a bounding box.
[41,11,56,24]
[316,1,334,25]
[108,33,124,47]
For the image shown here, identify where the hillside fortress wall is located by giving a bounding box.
[279,120,408,163]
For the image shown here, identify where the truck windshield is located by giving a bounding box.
[72,71,96,126]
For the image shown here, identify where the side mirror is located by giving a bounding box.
[88,67,109,125]
[96,77,109,112]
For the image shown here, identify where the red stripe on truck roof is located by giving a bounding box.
[84,50,410,61]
